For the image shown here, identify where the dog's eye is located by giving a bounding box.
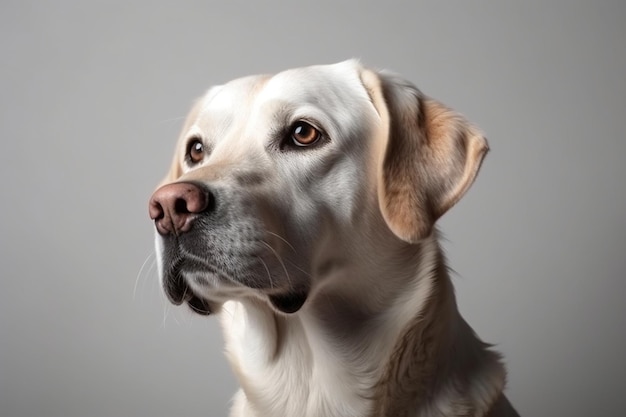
[186,138,205,164]
[291,122,320,147]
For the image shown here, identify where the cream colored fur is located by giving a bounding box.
[151,60,519,417]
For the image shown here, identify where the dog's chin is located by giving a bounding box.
[162,265,307,315]
[183,292,306,316]
[269,292,308,314]
[162,275,213,315]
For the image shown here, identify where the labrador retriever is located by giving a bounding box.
[149,60,519,417]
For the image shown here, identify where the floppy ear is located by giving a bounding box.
[372,71,489,243]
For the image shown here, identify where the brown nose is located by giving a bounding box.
[149,182,210,235]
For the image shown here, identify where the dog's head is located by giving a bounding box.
[149,60,488,315]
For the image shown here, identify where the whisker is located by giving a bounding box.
[265,231,297,254]
[285,259,312,278]
[178,248,235,283]
[182,282,189,303]
[171,306,182,326]
[134,252,156,301]
[162,303,171,328]
[256,256,274,289]
[158,115,187,125]
[261,240,291,287]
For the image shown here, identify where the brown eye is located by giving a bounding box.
[291,122,320,146]
[187,138,205,164]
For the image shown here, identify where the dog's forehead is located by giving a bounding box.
[182,61,376,158]
[197,75,268,118]
[258,61,365,106]
[195,61,366,123]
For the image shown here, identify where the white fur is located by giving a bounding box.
[152,61,517,417]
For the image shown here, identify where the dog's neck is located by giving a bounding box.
[221,235,506,417]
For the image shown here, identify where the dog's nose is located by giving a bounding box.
[149,182,211,235]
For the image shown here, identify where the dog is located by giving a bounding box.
[149,60,519,417]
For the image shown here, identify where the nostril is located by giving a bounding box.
[174,197,190,214]
[182,185,210,214]
[149,199,165,221]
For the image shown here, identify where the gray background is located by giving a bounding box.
[1,1,624,416]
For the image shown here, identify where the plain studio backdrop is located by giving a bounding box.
[1,1,624,416]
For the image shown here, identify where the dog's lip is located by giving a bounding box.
[163,276,188,306]
[161,261,207,312]
[164,282,213,316]
[186,295,212,315]
[269,291,308,314]
[162,251,308,315]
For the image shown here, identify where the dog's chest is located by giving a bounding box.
[221,301,375,417]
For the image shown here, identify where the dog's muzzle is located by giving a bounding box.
[149,180,309,315]
[149,181,215,315]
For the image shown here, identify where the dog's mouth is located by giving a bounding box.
[159,234,312,315]
[167,282,307,315]
[162,262,308,315]
[165,282,213,316]
[162,265,213,315]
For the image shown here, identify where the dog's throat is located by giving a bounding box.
[269,292,307,313]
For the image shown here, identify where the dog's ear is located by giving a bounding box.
[363,70,489,243]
